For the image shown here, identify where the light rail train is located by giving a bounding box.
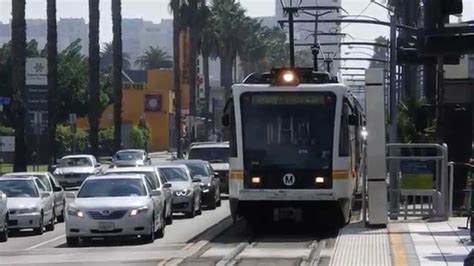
[222,68,366,227]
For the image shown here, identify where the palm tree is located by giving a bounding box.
[210,0,249,99]
[11,0,27,171]
[88,0,100,157]
[47,0,58,166]
[100,42,131,70]
[170,0,186,158]
[134,46,171,70]
[112,0,123,152]
[187,0,200,117]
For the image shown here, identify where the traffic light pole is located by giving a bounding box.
[389,14,399,219]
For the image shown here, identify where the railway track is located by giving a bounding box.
[180,219,338,266]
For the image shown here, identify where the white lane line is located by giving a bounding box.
[24,234,65,251]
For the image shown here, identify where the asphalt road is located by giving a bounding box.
[0,200,231,265]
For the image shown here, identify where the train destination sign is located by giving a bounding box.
[250,94,328,105]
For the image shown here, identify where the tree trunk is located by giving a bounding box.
[173,7,183,158]
[88,0,100,157]
[11,0,27,171]
[221,54,233,100]
[47,0,58,167]
[203,52,211,136]
[189,29,198,116]
[112,0,123,152]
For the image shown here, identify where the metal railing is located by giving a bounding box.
[386,143,451,221]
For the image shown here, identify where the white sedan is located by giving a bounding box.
[65,174,165,246]
[0,177,55,235]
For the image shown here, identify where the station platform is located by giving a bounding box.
[329,218,472,266]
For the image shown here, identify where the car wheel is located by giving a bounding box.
[33,213,44,235]
[196,198,202,216]
[45,215,55,232]
[185,199,195,218]
[143,216,155,243]
[57,202,65,223]
[155,213,165,239]
[66,236,79,246]
[0,216,8,242]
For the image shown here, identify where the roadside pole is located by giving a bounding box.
[388,14,400,219]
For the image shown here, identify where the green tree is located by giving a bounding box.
[130,118,151,150]
[47,0,59,165]
[369,36,389,69]
[100,42,131,71]
[88,0,100,157]
[134,46,171,70]
[11,0,27,171]
[112,0,123,152]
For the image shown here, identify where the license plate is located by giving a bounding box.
[97,222,115,231]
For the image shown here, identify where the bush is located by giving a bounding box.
[0,126,14,136]
[130,118,151,150]
[55,124,88,156]
[99,127,114,155]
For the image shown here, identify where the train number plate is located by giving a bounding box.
[97,222,115,231]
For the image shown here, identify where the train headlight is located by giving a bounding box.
[272,68,300,86]
[282,71,295,83]
[315,177,325,184]
[251,177,261,184]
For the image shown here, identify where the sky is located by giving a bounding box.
[0,0,473,69]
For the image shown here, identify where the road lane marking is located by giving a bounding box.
[24,234,65,250]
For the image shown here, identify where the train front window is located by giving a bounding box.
[241,92,336,170]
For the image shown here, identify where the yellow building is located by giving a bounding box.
[77,68,190,152]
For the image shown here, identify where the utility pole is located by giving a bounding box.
[389,13,399,219]
[312,6,320,71]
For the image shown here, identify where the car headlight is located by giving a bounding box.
[17,207,40,214]
[130,206,149,216]
[67,207,84,218]
[175,189,192,196]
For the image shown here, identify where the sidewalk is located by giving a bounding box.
[329,218,472,266]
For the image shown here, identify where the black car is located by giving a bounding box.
[173,160,221,209]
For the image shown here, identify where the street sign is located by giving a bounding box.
[0,97,11,105]
[26,58,48,86]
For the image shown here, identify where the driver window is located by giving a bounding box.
[35,179,47,192]
[144,178,154,192]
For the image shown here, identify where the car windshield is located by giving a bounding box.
[77,178,146,198]
[59,157,93,167]
[188,147,229,163]
[0,179,39,198]
[159,167,189,182]
[114,151,144,161]
[104,171,158,187]
[185,164,210,178]
[3,174,52,191]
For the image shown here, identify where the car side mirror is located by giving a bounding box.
[53,186,63,192]
[192,178,202,183]
[0,192,6,200]
[163,183,172,189]
[214,172,220,177]
[222,114,230,127]
[65,192,76,199]
[150,190,161,197]
[40,192,50,198]
[95,163,101,167]
[348,114,359,126]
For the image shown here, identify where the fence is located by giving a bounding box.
[386,143,451,221]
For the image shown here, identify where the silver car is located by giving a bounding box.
[0,191,7,242]
[0,177,55,235]
[156,164,202,218]
[53,155,102,188]
[104,167,174,225]
[65,174,165,246]
[2,172,65,222]
[111,149,151,168]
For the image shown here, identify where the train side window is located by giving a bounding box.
[223,98,237,157]
[339,101,350,157]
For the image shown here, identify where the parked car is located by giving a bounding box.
[65,174,165,246]
[173,160,221,209]
[2,172,65,222]
[104,167,174,225]
[186,142,230,193]
[156,164,202,218]
[110,149,151,168]
[0,191,7,242]
[53,155,102,188]
[0,177,55,235]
